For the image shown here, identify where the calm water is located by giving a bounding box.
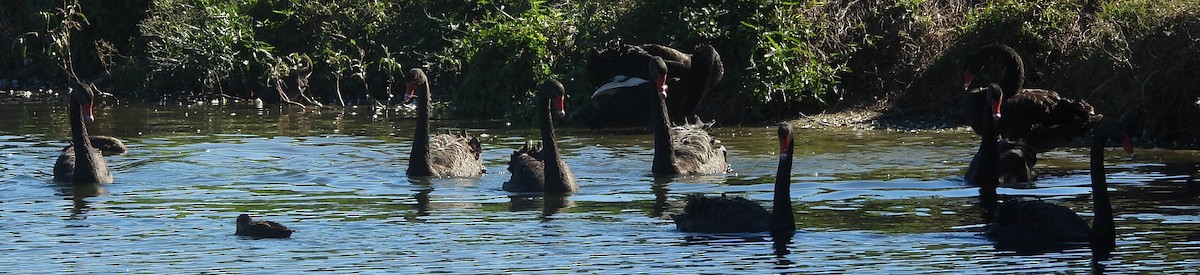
[1,98,1199,273]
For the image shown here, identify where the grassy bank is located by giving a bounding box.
[2,0,1197,145]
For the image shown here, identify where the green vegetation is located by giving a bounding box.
[2,0,1198,144]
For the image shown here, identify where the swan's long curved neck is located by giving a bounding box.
[539,95,568,192]
[409,83,432,175]
[772,141,796,235]
[651,91,678,174]
[1090,133,1116,250]
[982,45,1025,97]
[687,45,720,108]
[69,94,98,180]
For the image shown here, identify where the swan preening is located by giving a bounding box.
[53,83,114,184]
[590,56,730,175]
[672,123,795,235]
[643,56,730,176]
[404,68,486,178]
[587,43,723,128]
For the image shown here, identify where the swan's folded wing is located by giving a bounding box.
[592,76,649,98]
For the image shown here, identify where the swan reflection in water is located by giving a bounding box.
[53,182,107,220]
[507,194,574,221]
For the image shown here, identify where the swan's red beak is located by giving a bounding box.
[779,134,791,157]
[655,75,669,99]
[1121,133,1135,159]
[991,100,1002,121]
[962,71,974,90]
[553,95,566,119]
[83,101,95,123]
[404,81,416,102]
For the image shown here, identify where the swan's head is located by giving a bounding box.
[1098,120,1137,159]
[962,48,991,90]
[962,43,1020,91]
[71,85,97,123]
[777,122,793,158]
[960,43,998,89]
[1121,133,1135,159]
[539,79,567,119]
[962,68,978,91]
[404,68,427,103]
[985,83,1004,121]
[648,56,669,99]
[961,56,985,90]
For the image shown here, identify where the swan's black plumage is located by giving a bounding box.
[235,214,294,239]
[85,136,126,156]
[672,123,795,234]
[504,80,578,193]
[404,69,485,178]
[62,136,126,156]
[587,43,723,128]
[966,138,1038,185]
[962,43,1101,153]
[963,44,1113,185]
[976,84,1123,250]
[639,57,730,176]
[53,83,113,184]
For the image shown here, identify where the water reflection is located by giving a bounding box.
[0,101,1198,273]
[1092,244,1113,263]
[1091,260,1107,275]
[52,182,107,220]
[1188,173,1200,196]
[507,194,574,220]
[772,233,793,256]
[650,177,671,218]
[414,187,432,216]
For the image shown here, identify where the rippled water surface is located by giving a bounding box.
[2,100,1198,273]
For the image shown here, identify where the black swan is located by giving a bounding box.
[962,43,1101,153]
[53,84,113,184]
[403,68,485,178]
[963,86,1037,185]
[503,80,578,193]
[587,43,723,128]
[235,214,294,239]
[995,141,1037,184]
[672,123,795,234]
[594,56,730,175]
[976,86,1124,250]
